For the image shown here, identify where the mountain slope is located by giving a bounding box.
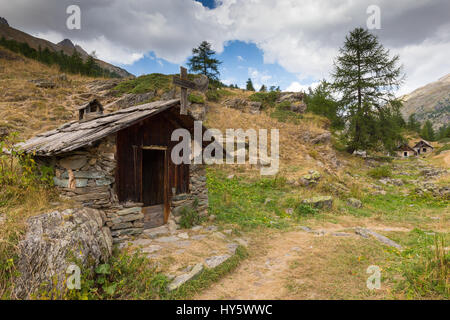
[401,74,450,129]
[0,18,133,78]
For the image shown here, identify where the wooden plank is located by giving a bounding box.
[172,77,196,90]
[142,145,167,150]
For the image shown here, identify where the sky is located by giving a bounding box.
[1,0,450,95]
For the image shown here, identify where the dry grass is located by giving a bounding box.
[0,47,106,140]
[205,102,338,181]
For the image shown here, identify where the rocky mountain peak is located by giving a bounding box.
[0,17,9,26]
[57,38,75,49]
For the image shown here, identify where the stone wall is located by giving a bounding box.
[104,204,144,244]
[48,135,118,209]
[171,164,208,223]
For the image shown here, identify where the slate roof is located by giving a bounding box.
[413,140,433,149]
[17,99,181,156]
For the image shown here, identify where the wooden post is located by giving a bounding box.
[180,67,188,115]
[173,66,206,115]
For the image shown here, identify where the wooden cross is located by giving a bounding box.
[173,66,196,115]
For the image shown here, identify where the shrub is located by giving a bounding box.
[205,90,220,102]
[368,165,392,179]
[249,91,279,108]
[63,248,169,300]
[188,93,205,104]
[179,198,203,229]
[294,204,318,217]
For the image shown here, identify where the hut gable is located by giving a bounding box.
[413,140,434,155]
[396,143,417,158]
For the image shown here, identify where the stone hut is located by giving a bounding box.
[413,140,434,155]
[18,99,212,243]
[396,144,417,158]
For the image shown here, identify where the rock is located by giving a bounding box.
[355,227,402,249]
[142,245,162,254]
[193,75,209,92]
[227,243,239,254]
[0,17,9,26]
[191,235,206,240]
[30,79,56,89]
[0,125,12,140]
[13,208,112,299]
[205,225,218,232]
[310,132,331,144]
[156,236,179,243]
[168,263,203,291]
[290,101,307,113]
[347,198,363,208]
[204,255,231,268]
[177,232,189,239]
[353,150,367,158]
[285,208,294,215]
[233,238,248,247]
[224,98,247,110]
[191,225,203,231]
[116,207,142,216]
[333,232,352,237]
[212,232,226,239]
[249,101,262,114]
[59,155,87,170]
[302,196,333,209]
[227,174,235,180]
[208,214,216,222]
[299,171,321,186]
[278,92,304,103]
[299,226,312,232]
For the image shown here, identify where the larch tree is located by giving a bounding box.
[332,27,405,152]
[187,41,222,80]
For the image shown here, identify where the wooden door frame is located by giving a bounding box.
[140,145,170,224]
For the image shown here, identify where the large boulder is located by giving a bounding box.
[13,208,112,299]
[224,98,247,110]
[278,92,304,103]
[302,196,333,209]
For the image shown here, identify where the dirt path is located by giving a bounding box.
[194,227,396,300]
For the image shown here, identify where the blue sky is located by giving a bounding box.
[115,0,309,91]
[120,40,303,91]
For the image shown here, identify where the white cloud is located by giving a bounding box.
[2,0,450,93]
[286,81,320,92]
[237,55,244,61]
[77,36,144,65]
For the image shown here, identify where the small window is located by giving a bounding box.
[423,148,427,152]
[404,152,408,157]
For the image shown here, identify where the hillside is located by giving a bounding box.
[402,74,450,129]
[0,18,132,78]
[0,47,449,300]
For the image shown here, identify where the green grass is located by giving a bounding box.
[386,229,449,299]
[249,91,279,108]
[343,191,448,224]
[188,93,205,104]
[367,165,392,179]
[207,169,292,229]
[436,143,450,155]
[269,101,303,124]
[166,246,248,299]
[112,73,172,96]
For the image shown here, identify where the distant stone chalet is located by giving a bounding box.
[396,139,434,158]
